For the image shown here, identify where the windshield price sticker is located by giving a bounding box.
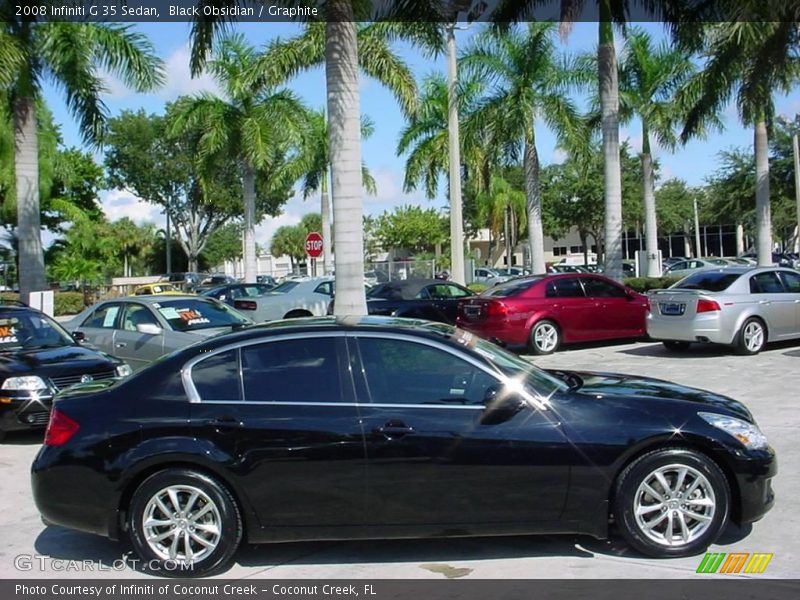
[0,325,19,344]
[177,309,210,326]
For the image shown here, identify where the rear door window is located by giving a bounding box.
[778,271,800,293]
[750,272,785,294]
[545,278,585,298]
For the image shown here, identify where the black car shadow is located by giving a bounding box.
[1,430,44,445]
[518,338,647,358]
[34,523,751,578]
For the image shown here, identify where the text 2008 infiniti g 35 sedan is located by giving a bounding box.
[32,317,775,576]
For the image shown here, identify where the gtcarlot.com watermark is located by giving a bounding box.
[13,553,193,572]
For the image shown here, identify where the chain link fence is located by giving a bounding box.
[364,260,437,284]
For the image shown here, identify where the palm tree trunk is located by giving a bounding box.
[446,24,466,285]
[524,135,546,274]
[504,205,511,270]
[321,171,333,275]
[754,120,772,266]
[243,159,257,282]
[641,132,661,277]
[599,12,623,282]
[14,94,47,301]
[327,2,366,315]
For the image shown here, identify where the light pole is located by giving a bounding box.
[693,196,702,259]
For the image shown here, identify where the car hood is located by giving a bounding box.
[552,370,752,421]
[0,344,119,377]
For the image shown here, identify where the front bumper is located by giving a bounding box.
[0,394,53,433]
[728,446,777,524]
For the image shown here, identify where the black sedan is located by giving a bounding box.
[366,278,474,323]
[32,317,775,576]
[199,283,276,306]
[0,305,130,440]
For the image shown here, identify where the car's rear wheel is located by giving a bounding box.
[127,468,242,577]
[528,320,560,355]
[735,318,767,355]
[662,340,691,352]
[614,448,729,558]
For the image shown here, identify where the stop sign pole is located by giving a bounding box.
[305,232,324,276]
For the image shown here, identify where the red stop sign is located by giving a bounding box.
[305,231,324,258]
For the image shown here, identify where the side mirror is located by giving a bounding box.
[136,323,163,336]
[72,331,85,342]
[480,384,527,425]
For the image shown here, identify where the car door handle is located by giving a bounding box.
[115,342,127,348]
[373,422,415,439]
[758,300,771,305]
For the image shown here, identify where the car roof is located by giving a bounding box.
[369,278,451,298]
[95,294,209,304]
[177,315,472,353]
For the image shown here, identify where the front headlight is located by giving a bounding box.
[1,375,48,391]
[115,364,133,378]
[699,412,769,450]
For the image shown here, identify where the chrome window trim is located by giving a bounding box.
[181,328,548,411]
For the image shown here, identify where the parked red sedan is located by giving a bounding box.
[457,273,649,354]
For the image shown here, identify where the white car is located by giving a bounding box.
[473,267,511,287]
[232,277,334,322]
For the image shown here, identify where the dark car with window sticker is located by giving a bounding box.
[0,305,130,440]
[33,317,775,576]
[65,295,252,371]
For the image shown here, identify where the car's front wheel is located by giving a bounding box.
[614,448,729,558]
[528,320,560,355]
[127,468,242,577]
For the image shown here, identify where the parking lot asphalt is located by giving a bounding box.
[0,339,797,580]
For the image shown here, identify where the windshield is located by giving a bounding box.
[471,337,567,398]
[155,299,251,332]
[672,271,742,292]
[482,278,539,298]
[271,281,299,294]
[0,312,75,351]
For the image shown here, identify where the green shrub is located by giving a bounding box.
[0,291,86,316]
[623,276,682,293]
[467,282,488,293]
[54,292,86,316]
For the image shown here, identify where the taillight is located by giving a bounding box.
[696,298,721,313]
[486,301,508,318]
[234,300,257,311]
[44,409,79,446]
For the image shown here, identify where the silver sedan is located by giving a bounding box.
[647,267,800,354]
[66,295,252,371]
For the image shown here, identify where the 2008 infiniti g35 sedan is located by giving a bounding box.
[32,317,776,576]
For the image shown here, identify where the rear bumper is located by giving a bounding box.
[456,318,529,346]
[646,313,734,344]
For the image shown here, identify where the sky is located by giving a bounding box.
[39,20,800,251]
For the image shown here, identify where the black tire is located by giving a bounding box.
[614,447,730,558]
[283,310,312,319]
[662,340,691,352]
[735,317,767,355]
[528,320,561,355]
[127,468,242,577]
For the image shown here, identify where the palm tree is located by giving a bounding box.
[172,33,308,284]
[1,16,162,300]
[460,22,586,274]
[476,175,527,269]
[618,27,696,277]
[397,72,488,200]
[300,109,377,276]
[111,217,140,277]
[676,21,800,266]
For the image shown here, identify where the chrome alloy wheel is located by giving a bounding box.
[633,464,716,547]
[142,485,222,564]
[533,323,559,353]
[743,321,765,353]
